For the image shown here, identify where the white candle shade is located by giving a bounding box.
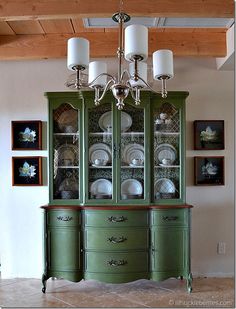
[125,25,148,61]
[129,62,147,87]
[89,61,107,87]
[67,38,89,71]
[153,50,174,80]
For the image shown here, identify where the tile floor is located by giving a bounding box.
[0,277,234,308]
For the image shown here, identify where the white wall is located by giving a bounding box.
[0,57,234,278]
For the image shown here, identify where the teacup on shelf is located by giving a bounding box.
[159,113,168,120]
[131,158,144,166]
[94,159,108,166]
[161,158,172,166]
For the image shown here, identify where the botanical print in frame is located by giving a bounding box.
[12,156,43,186]
[194,120,224,150]
[194,156,224,186]
[12,120,42,150]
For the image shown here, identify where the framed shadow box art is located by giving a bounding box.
[12,120,42,150]
[12,156,42,186]
[194,156,224,186]
[194,120,224,150]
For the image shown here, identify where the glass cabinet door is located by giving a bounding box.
[85,102,114,202]
[153,101,184,203]
[50,101,82,203]
[118,103,149,203]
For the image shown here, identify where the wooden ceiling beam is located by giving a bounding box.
[0,29,226,60]
[0,0,234,21]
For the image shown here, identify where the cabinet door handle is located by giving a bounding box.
[108,236,127,243]
[57,216,73,222]
[107,216,127,223]
[107,259,127,267]
[162,216,178,221]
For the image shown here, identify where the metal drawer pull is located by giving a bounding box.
[107,216,127,223]
[107,259,127,267]
[57,216,73,222]
[108,236,127,243]
[162,216,178,221]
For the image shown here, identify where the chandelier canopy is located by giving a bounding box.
[66,12,174,110]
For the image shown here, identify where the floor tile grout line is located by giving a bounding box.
[45,294,75,307]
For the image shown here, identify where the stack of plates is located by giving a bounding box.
[154,178,175,199]
[155,143,177,165]
[98,111,132,132]
[122,143,144,165]
[121,179,143,199]
[89,143,112,165]
[90,179,112,199]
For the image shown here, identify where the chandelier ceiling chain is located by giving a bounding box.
[66,10,174,110]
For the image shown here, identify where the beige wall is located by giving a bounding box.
[0,57,234,278]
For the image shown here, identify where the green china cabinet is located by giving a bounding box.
[42,90,193,293]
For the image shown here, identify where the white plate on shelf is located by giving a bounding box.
[89,143,111,163]
[98,111,132,132]
[90,179,112,195]
[121,179,143,195]
[122,143,144,164]
[154,178,175,194]
[56,144,78,166]
[90,149,109,164]
[155,143,177,165]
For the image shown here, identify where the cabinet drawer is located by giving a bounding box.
[151,209,189,226]
[47,210,81,227]
[84,227,149,250]
[85,251,149,273]
[84,210,148,227]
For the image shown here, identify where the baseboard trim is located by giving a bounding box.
[192,272,234,278]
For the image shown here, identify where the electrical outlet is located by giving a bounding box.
[217,242,226,254]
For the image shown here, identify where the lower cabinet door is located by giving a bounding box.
[151,227,189,280]
[47,227,82,272]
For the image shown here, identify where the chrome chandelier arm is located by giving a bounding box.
[132,75,168,98]
[87,73,116,88]
[94,79,115,105]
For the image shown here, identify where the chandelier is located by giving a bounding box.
[66,12,174,110]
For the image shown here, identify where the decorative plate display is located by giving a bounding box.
[90,179,112,196]
[154,178,176,194]
[89,143,112,163]
[121,179,143,195]
[56,144,78,166]
[98,111,132,132]
[122,143,144,164]
[90,149,110,165]
[155,143,177,165]
[57,109,78,133]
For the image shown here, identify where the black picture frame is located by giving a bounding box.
[194,120,224,150]
[12,156,43,186]
[194,156,224,186]
[12,120,42,150]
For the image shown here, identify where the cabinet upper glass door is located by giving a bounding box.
[153,102,181,202]
[87,103,113,201]
[52,102,80,201]
[119,104,146,202]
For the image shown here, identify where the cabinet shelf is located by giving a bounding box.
[121,132,144,136]
[155,165,180,168]
[57,166,79,169]
[89,166,112,169]
[89,132,112,136]
[121,166,144,169]
[54,133,79,136]
[155,132,180,136]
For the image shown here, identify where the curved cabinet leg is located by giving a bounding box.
[42,274,47,293]
[187,273,193,293]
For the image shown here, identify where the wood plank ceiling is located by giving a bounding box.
[0,0,234,60]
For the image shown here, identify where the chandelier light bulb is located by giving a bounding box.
[67,38,89,70]
[124,24,148,61]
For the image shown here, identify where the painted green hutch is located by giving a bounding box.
[41,90,193,293]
